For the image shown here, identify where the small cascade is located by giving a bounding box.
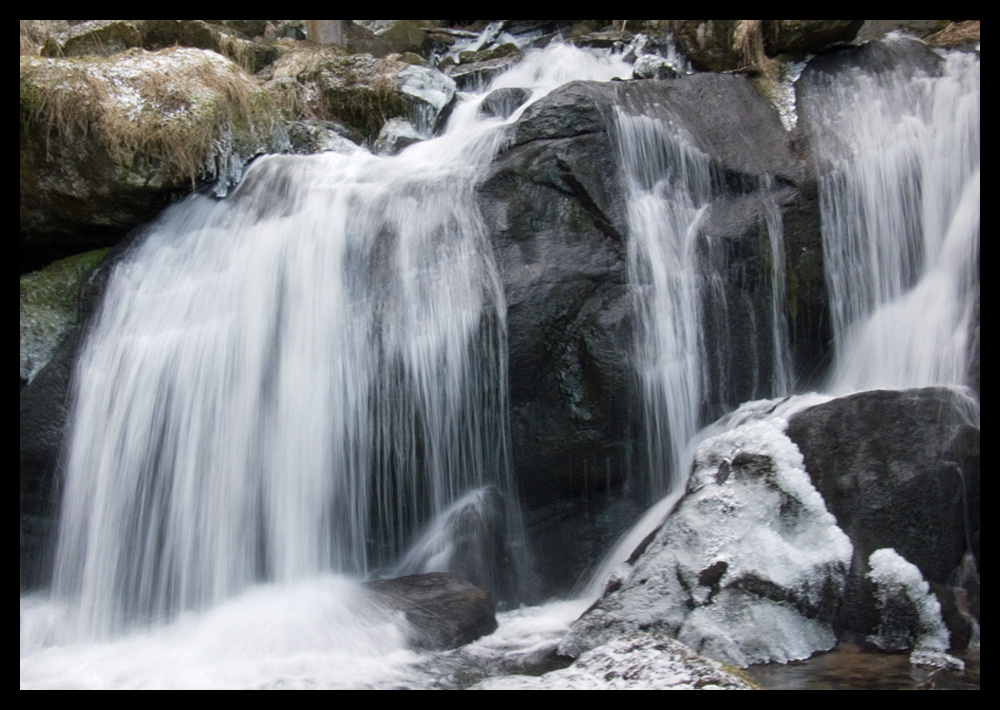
[807,46,980,392]
[615,112,793,502]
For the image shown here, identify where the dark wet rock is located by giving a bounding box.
[762,20,863,56]
[396,487,520,606]
[787,387,981,649]
[479,87,530,120]
[365,572,498,651]
[480,73,822,593]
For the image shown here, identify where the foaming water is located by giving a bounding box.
[21,577,418,690]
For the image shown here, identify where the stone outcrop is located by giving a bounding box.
[365,573,498,651]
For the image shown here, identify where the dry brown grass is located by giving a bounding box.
[733,20,780,80]
[20,20,66,56]
[21,47,277,184]
[926,20,980,49]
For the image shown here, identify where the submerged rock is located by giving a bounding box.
[395,487,519,606]
[473,632,755,690]
[478,87,530,120]
[365,573,498,651]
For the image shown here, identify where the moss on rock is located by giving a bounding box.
[20,248,109,383]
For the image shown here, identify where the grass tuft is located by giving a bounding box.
[20,47,277,185]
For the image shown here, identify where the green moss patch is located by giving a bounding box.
[20,248,109,382]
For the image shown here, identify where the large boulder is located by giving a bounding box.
[762,20,863,56]
[786,387,980,648]
[560,417,853,667]
[365,573,498,651]
[478,73,823,593]
[20,47,284,271]
[41,20,143,58]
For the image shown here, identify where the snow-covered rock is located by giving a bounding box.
[561,417,853,667]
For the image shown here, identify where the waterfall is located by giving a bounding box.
[580,104,793,596]
[45,43,633,640]
[806,45,980,392]
[617,112,792,503]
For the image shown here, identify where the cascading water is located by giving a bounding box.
[580,105,794,597]
[805,43,980,393]
[22,41,635,688]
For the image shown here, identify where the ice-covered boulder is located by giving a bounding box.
[560,417,853,667]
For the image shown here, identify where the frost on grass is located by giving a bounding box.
[20,47,282,191]
[867,548,964,670]
[561,416,853,667]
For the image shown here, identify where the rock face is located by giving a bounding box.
[786,388,980,648]
[365,573,498,651]
[20,249,108,385]
[479,73,824,592]
[560,417,853,667]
